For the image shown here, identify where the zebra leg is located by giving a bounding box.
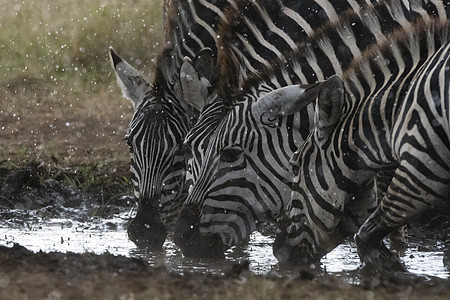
[389,226,407,255]
[376,169,407,253]
[444,231,450,269]
[354,206,407,272]
[128,204,167,250]
[174,204,227,258]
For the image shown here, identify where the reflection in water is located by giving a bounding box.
[0,209,448,279]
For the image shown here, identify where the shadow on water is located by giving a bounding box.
[1,207,449,281]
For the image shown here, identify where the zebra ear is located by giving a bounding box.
[180,56,212,110]
[315,75,345,140]
[253,84,321,125]
[109,47,151,110]
[192,48,215,82]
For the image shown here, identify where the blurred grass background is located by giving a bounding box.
[0,0,164,174]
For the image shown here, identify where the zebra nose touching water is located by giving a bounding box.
[109,48,201,248]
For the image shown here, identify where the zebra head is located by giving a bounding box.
[110,47,213,249]
[175,82,322,257]
[273,75,378,264]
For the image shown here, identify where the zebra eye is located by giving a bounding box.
[220,146,243,163]
[292,165,300,177]
[290,151,301,177]
[182,142,193,158]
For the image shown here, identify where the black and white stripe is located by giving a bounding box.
[274,16,449,268]
[183,0,380,197]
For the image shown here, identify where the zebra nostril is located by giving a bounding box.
[292,165,299,177]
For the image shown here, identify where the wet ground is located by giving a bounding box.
[1,165,450,299]
[1,208,449,280]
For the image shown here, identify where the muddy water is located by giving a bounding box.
[0,209,448,279]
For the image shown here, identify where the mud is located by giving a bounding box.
[1,242,449,300]
[0,163,132,219]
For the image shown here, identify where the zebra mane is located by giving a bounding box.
[151,47,178,101]
[215,0,293,98]
[343,17,449,97]
[230,0,446,102]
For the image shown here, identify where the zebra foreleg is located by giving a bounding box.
[376,170,407,254]
[444,231,450,269]
[174,204,227,258]
[354,206,406,272]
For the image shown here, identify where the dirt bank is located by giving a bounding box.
[0,243,449,300]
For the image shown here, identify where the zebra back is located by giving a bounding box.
[214,0,378,98]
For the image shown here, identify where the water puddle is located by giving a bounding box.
[0,209,448,279]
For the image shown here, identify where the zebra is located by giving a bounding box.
[183,0,376,194]
[179,0,384,256]
[273,18,449,269]
[184,0,389,186]
[110,0,235,249]
[186,0,450,192]
[175,0,447,257]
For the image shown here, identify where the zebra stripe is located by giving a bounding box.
[274,17,449,266]
[175,0,446,257]
[356,39,450,270]
[214,0,379,96]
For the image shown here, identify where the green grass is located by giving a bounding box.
[0,0,164,98]
[0,0,164,172]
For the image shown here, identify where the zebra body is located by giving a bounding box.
[273,17,449,268]
[214,0,379,97]
[111,0,235,249]
[356,39,450,270]
[175,0,446,257]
